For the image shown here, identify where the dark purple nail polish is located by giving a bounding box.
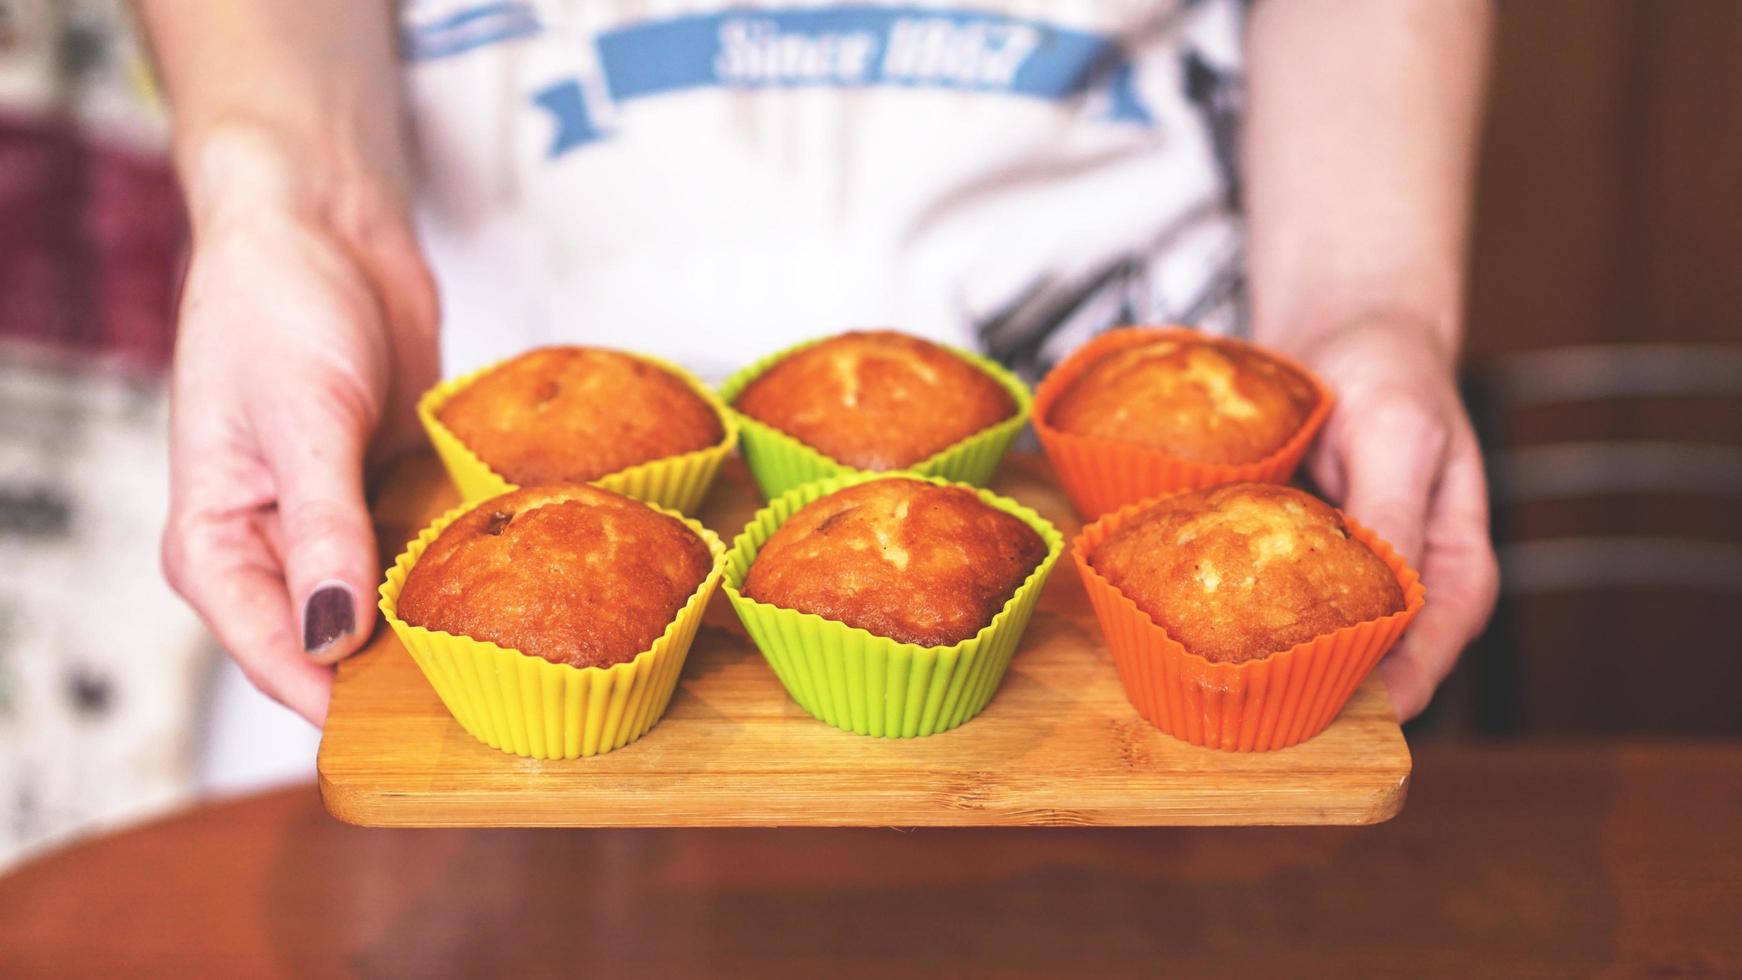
[303,582,356,654]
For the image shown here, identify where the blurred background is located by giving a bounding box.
[0,0,1738,871]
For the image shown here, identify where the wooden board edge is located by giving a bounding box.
[315,764,376,829]
[315,712,1416,829]
[1346,767,1411,827]
[313,770,1417,829]
[316,702,1415,829]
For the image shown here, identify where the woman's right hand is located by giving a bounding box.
[161,128,439,725]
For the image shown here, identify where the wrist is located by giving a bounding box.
[1255,290,1462,374]
[176,118,413,246]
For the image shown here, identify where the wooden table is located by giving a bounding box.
[3,742,1737,977]
[320,453,1410,828]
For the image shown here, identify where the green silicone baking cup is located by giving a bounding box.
[716,336,1033,501]
[722,471,1064,738]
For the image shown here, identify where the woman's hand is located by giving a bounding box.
[1283,319,1499,721]
[160,130,438,724]
[1242,0,1494,718]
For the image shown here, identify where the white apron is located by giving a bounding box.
[400,0,1247,382]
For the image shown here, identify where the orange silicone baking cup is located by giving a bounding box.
[1033,326,1336,521]
[1072,496,1426,751]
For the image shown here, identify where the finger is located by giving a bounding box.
[1335,397,1450,567]
[360,220,440,346]
[256,505,288,571]
[1304,441,1347,504]
[351,220,442,461]
[257,397,381,666]
[1379,427,1500,721]
[164,512,334,724]
[1303,398,1359,503]
[1375,651,1431,724]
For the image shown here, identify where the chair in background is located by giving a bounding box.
[1454,345,1742,735]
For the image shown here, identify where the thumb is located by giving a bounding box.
[1334,399,1449,567]
[352,220,442,461]
[265,398,381,665]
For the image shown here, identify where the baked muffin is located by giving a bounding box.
[741,478,1047,646]
[733,331,1016,469]
[439,346,723,485]
[1089,482,1403,663]
[1049,335,1318,464]
[397,484,713,669]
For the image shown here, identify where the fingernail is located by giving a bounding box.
[302,581,356,655]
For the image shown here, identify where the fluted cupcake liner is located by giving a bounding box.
[722,471,1064,738]
[1072,497,1425,751]
[717,336,1033,501]
[418,351,739,515]
[379,499,727,759]
[1033,326,1335,520]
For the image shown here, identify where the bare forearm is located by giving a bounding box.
[1244,0,1492,357]
[132,0,411,225]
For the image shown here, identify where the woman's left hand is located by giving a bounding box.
[1283,318,1501,721]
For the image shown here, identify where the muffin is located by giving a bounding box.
[437,346,724,485]
[1089,482,1404,663]
[732,330,1017,470]
[1048,334,1318,464]
[397,484,713,669]
[741,477,1047,647]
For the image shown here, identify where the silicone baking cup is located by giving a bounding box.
[722,472,1064,738]
[1073,496,1425,751]
[379,498,728,759]
[717,336,1032,501]
[1033,326,1335,520]
[418,351,738,514]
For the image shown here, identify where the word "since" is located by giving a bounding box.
[714,16,1042,88]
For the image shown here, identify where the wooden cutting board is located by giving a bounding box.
[318,452,1411,827]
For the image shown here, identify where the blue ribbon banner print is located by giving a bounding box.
[403,4,1156,157]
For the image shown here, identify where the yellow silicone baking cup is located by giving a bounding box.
[717,336,1032,501]
[722,472,1064,738]
[418,350,739,514]
[378,498,727,759]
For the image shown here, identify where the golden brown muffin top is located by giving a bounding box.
[438,346,724,485]
[733,330,1017,470]
[397,484,713,669]
[1049,335,1318,464]
[741,478,1047,647]
[1089,483,1403,663]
